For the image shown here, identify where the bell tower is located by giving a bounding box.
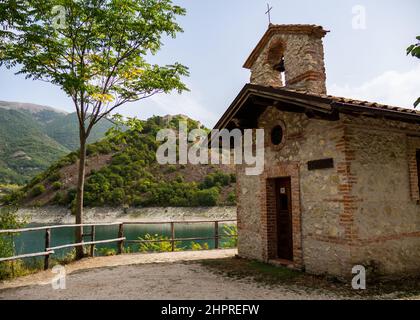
[243,24,329,95]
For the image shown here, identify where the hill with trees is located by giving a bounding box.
[2,115,236,209]
[0,101,113,184]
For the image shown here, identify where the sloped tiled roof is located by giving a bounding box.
[214,84,420,131]
[280,87,420,116]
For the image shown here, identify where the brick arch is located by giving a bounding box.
[266,38,286,66]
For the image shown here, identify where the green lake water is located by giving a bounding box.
[10,222,236,260]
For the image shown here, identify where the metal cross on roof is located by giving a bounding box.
[265,3,273,25]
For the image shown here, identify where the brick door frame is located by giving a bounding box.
[260,162,303,268]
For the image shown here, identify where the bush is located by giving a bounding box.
[137,234,184,252]
[52,191,66,205]
[193,187,220,206]
[47,171,61,182]
[52,181,62,190]
[0,206,27,280]
[1,190,24,205]
[202,171,231,189]
[227,191,236,205]
[165,165,177,174]
[191,242,209,251]
[109,188,125,206]
[53,248,77,265]
[97,248,117,256]
[30,184,45,197]
[222,224,238,248]
[86,144,98,156]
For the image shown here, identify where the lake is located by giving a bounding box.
[9,222,237,260]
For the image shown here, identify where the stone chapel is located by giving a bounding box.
[214,24,420,278]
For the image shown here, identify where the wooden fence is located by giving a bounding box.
[0,219,237,270]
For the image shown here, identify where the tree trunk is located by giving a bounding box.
[75,133,87,260]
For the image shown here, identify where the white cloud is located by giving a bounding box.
[328,64,420,109]
[118,81,217,128]
[148,84,217,126]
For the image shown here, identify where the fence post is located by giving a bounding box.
[214,221,219,249]
[11,234,15,277]
[44,228,51,270]
[117,223,124,255]
[90,225,96,257]
[170,222,175,252]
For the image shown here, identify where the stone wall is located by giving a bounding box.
[343,116,420,277]
[236,106,420,278]
[249,30,327,94]
[236,106,351,275]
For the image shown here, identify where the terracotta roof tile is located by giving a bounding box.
[274,86,420,116]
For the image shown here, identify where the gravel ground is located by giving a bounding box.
[0,249,342,300]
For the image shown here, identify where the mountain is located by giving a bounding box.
[2,115,236,208]
[45,112,113,150]
[0,108,70,184]
[0,101,113,184]
[0,101,67,114]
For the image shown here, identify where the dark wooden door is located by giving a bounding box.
[275,177,293,261]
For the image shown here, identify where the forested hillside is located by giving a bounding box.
[2,115,236,209]
[0,101,113,184]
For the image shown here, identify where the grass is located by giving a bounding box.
[199,256,420,299]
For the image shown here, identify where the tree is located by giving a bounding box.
[0,0,188,259]
[407,36,420,108]
[0,206,26,279]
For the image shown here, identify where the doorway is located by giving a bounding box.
[274,177,293,261]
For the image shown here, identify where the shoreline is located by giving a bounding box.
[17,206,237,224]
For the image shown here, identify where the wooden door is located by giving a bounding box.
[275,177,293,261]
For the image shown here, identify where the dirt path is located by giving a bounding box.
[0,249,344,300]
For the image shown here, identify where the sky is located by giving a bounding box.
[0,0,419,128]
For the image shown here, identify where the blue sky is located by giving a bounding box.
[0,0,419,127]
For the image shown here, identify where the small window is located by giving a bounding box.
[271,125,283,146]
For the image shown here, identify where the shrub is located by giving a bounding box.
[165,165,177,173]
[27,174,43,189]
[109,188,125,206]
[67,188,77,202]
[86,144,98,156]
[222,224,238,248]
[52,181,62,190]
[97,248,117,256]
[47,171,61,182]
[97,142,112,155]
[193,187,220,206]
[0,206,27,280]
[52,191,66,205]
[227,191,236,205]
[202,171,231,189]
[1,190,24,205]
[30,184,45,197]
[191,242,209,251]
[137,234,184,252]
[53,248,77,265]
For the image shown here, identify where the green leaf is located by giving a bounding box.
[407,44,415,55]
[414,97,420,108]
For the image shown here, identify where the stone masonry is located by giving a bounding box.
[243,25,328,94]
[234,24,420,279]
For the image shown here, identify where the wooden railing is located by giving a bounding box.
[123,219,237,251]
[0,222,125,270]
[0,219,237,270]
